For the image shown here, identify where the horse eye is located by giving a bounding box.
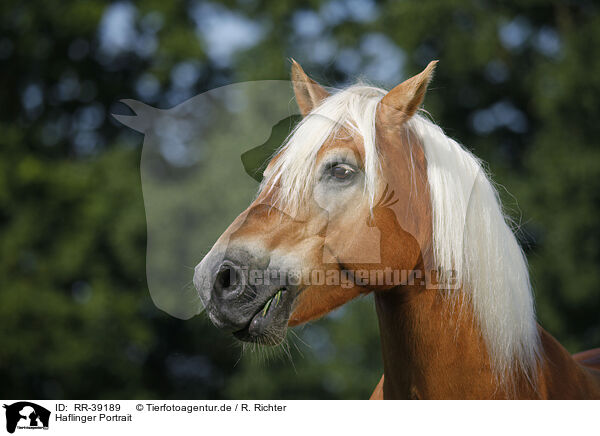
[330,164,353,180]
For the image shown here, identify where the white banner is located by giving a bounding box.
[1,400,598,435]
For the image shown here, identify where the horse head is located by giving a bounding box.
[194,61,438,345]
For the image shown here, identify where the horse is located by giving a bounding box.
[193,60,600,399]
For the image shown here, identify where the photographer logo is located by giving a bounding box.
[3,402,50,434]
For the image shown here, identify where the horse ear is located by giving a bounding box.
[379,60,438,124]
[291,59,330,116]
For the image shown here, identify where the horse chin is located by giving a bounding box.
[232,288,295,346]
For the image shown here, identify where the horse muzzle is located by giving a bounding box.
[194,247,297,345]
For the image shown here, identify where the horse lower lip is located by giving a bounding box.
[247,289,286,336]
[248,312,267,336]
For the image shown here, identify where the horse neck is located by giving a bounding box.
[374,281,600,399]
[374,130,518,398]
[371,126,600,399]
[374,278,514,399]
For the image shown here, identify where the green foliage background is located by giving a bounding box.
[0,0,598,399]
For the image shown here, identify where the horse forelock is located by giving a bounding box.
[261,84,385,215]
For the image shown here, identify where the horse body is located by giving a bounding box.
[194,60,600,399]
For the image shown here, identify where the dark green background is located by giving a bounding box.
[1,0,598,399]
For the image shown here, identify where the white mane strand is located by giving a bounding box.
[408,115,540,381]
[264,84,540,381]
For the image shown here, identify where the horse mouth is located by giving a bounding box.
[233,287,293,345]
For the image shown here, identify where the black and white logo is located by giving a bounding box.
[3,402,50,434]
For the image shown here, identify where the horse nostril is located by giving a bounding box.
[214,262,243,299]
[217,267,233,289]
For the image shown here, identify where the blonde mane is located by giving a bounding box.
[263,84,540,381]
